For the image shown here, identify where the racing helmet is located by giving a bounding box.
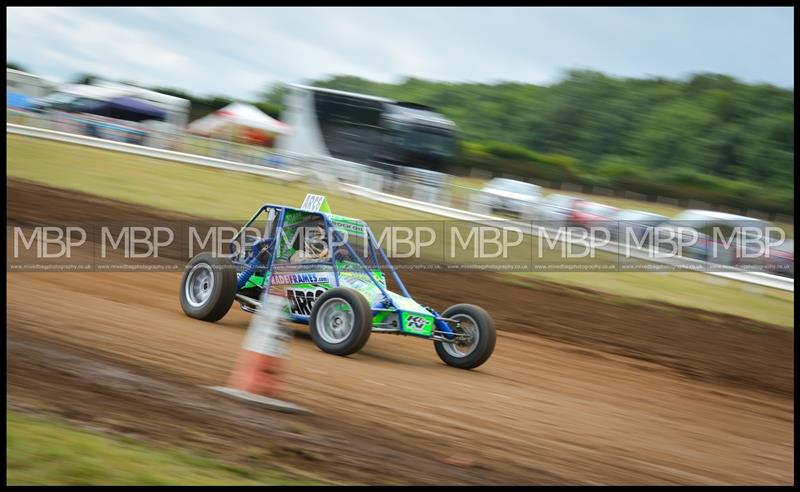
[301,223,329,260]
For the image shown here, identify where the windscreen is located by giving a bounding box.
[312,90,385,164]
[491,179,537,196]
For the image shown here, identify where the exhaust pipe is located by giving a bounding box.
[235,294,261,310]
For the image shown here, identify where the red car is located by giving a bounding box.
[568,200,619,229]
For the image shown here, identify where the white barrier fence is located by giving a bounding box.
[8,122,304,182]
[8,122,794,292]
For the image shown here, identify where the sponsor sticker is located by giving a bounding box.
[286,286,328,316]
[401,312,434,336]
[270,272,334,285]
[329,214,367,237]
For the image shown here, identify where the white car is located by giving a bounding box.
[478,178,542,219]
[666,209,773,266]
[611,209,668,243]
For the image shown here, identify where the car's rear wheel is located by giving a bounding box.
[180,252,238,322]
[309,288,372,356]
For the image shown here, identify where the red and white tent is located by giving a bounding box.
[187,102,291,138]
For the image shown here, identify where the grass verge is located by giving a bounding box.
[6,411,319,485]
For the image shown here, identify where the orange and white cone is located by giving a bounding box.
[210,290,309,414]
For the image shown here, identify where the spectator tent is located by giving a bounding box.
[187,102,291,145]
[83,96,167,122]
[7,91,34,111]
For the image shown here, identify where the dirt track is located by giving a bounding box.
[6,179,795,484]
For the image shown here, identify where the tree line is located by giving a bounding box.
[9,62,794,215]
[290,71,794,216]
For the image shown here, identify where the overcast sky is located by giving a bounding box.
[6,7,795,100]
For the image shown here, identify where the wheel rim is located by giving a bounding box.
[443,314,480,358]
[316,298,355,344]
[185,263,214,308]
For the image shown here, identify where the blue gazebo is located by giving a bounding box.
[7,91,34,111]
[83,96,167,122]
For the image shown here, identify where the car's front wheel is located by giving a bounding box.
[434,304,496,369]
[309,288,373,356]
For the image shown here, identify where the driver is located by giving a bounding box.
[289,223,329,263]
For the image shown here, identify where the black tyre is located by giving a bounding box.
[434,304,496,369]
[309,288,372,356]
[179,252,238,322]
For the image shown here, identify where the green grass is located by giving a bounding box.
[6,133,794,327]
[6,412,320,485]
[6,134,437,222]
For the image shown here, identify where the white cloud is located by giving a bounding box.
[8,8,195,85]
[6,6,794,100]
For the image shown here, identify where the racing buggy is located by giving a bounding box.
[179,194,496,369]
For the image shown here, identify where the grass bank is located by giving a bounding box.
[6,412,319,485]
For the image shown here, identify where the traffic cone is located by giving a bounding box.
[209,289,309,415]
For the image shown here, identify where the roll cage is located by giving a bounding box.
[230,204,411,308]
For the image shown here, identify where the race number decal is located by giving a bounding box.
[300,194,330,213]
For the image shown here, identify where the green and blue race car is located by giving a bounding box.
[179,194,496,369]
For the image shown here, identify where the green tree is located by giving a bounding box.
[7,61,27,71]
[71,73,99,85]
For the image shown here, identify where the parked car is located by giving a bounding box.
[666,210,773,266]
[568,200,619,231]
[479,178,542,219]
[611,209,668,244]
[736,235,794,277]
[533,193,580,228]
[759,238,794,277]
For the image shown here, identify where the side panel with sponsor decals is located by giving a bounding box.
[269,271,335,322]
[264,269,434,336]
